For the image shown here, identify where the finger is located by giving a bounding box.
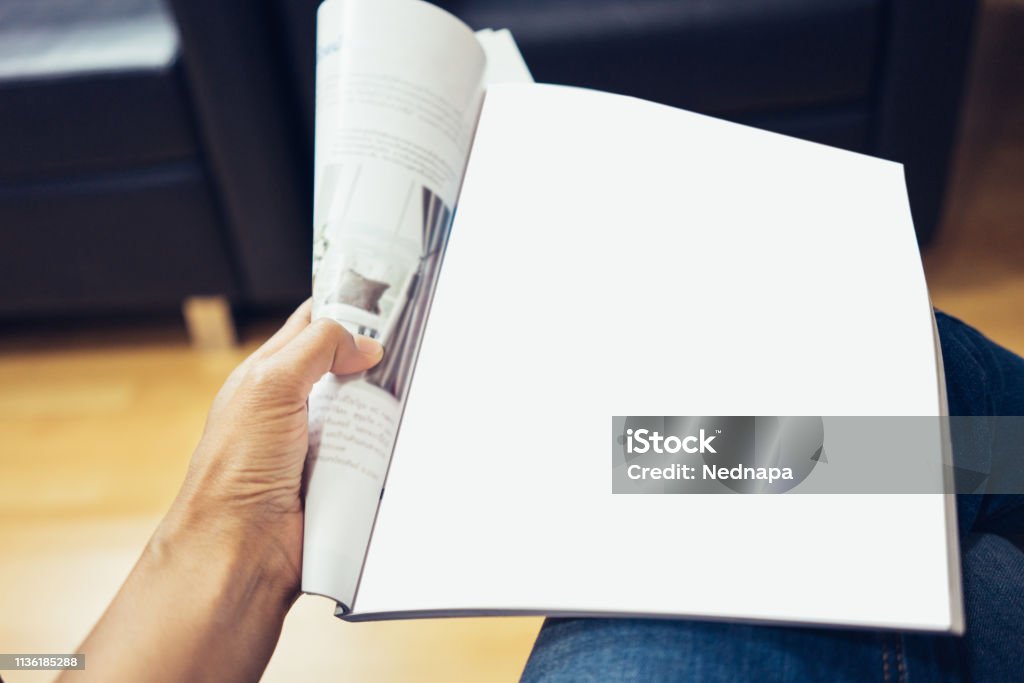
[250,298,314,362]
[228,300,313,387]
[266,318,384,394]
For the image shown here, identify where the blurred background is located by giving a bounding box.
[1,0,1021,680]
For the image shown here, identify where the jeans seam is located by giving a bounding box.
[882,635,891,682]
[896,635,907,683]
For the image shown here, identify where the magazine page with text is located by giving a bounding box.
[302,0,487,610]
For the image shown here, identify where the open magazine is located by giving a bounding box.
[303,0,962,632]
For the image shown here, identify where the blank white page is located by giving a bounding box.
[354,84,960,631]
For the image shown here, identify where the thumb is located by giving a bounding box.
[266,318,384,395]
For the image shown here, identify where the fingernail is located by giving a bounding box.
[355,335,384,359]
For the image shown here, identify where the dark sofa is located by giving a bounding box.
[0,0,239,317]
[0,0,978,318]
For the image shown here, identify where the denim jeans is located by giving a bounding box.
[521,312,1024,682]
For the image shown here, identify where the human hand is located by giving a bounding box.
[162,299,384,599]
[65,300,383,683]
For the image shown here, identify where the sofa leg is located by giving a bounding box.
[182,296,237,349]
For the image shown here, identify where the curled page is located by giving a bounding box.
[302,0,486,610]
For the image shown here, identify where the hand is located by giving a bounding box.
[67,300,383,683]
[165,298,384,598]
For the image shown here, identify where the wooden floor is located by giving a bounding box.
[923,0,1024,355]
[0,322,543,683]
[1,5,1021,682]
